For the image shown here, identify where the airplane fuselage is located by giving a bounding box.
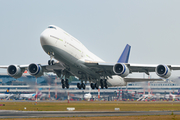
[40,25,126,87]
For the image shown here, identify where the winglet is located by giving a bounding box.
[117,44,131,63]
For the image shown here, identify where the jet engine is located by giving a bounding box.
[155,64,171,78]
[7,65,23,79]
[28,63,43,78]
[113,63,129,77]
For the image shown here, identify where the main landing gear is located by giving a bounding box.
[90,79,108,89]
[100,79,108,89]
[90,83,99,89]
[61,79,69,89]
[77,83,86,89]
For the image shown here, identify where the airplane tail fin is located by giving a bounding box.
[39,88,42,91]
[178,89,180,95]
[5,88,10,94]
[117,44,131,63]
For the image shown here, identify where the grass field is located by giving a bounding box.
[0,101,180,111]
[0,115,180,120]
[0,101,180,120]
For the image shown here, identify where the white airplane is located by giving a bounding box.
[19,93,36,99]
[0,88,13,99]
[84,93,92,101]
[1,25,180,90]
[84,87,92,101]
[165,89,180,100]
[19,89,42,100]
[137,82,154,101]
[137,92,154,101]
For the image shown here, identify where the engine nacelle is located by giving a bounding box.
[155,64,171,78]
[113,63,129,77]
[7,65,23,79]
[28,63,43,78]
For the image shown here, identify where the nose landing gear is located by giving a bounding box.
[48,52,55,65]
[48,60,55,65]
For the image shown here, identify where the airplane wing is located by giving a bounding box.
[86,63,180,76]
[85,44,180,79]
[6,94,14,100]
[0,62,65,72]
[0,61,67,79]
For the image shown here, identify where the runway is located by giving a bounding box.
[0,110,180,118]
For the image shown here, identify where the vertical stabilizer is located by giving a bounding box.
[5,88,10,94]
[117,44,131,63]
[178,89,180,95]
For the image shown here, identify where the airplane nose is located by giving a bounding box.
[40,31,50,46]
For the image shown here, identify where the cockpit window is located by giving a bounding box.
[48,26,56,29]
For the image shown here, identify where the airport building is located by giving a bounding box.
[0,73,180,101]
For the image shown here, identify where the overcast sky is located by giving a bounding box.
[0,0,180,77]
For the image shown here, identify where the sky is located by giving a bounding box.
[0,0,180,77]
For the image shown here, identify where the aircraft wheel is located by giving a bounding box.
[48,60,51,65]
[61,79,65,89]
[100,79,104,89]
[48,60,55,65]
[92,83,95,89]
[77,83,81,89]
[104,79,108,89]
[81,83,86,89]
[61,79,64,84]
[105,84,108,89]
[62,84,65,89]
[90,83,93,89]
[101,81,104,89]
[65,79,69,89]
[66,84,69,89]
[51,60,55,65]
[95,83,99,89]
[65,79,68,84]
[100,79,103,84]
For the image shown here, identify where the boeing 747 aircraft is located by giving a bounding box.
[2,25,180,89]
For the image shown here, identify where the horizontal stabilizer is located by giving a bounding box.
[124,78,164,82]
[117,44,131,63]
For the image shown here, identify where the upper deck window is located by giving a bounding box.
[48,26,56,29]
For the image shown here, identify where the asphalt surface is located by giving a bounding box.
[0,110,179,118]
